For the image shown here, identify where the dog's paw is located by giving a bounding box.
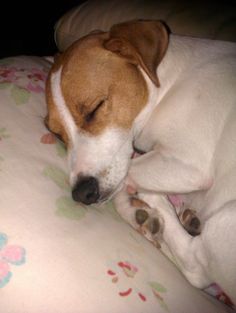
[130,197,163,248]
[178,208,201,236]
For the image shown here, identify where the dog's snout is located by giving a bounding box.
[72,176,99,205]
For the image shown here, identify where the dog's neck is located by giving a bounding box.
[131,36,178,139]
[132,35,197,139]
[132,68,159,139]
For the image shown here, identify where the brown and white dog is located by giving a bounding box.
[45,20,236,304]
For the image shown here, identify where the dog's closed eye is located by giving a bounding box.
[85,99,106,123]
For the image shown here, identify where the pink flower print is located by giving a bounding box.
[40,132,56,144]
[205,283,235,309]
[29,68,47,81]
[0,65,49,95]
[26,82,44,93]
[26,68,47,93]
[0,233,26,288]
[118,261,138,278]
[107,259,168,308]
[107,260,147,302]
[0,67,17,83]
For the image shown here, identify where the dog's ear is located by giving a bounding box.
[104,20,169,87]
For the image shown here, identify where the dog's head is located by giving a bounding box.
[45,20,169,204]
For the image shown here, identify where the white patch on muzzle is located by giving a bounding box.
[69,128,133,196]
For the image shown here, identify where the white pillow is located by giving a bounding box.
[55,0,236,51]
[0,56,232,313]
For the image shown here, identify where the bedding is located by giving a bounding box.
[0,56,234,313]
[55,0,236,51]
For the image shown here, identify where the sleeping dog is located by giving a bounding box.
[45,20,236,304]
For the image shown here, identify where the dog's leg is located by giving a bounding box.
[114,189,164,248]
[137,192,212,289]
[114,189,211,289]
[128,150,212,194]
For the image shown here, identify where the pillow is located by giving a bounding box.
[0,56,232,313]
[55,0,236,51]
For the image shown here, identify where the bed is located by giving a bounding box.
[1,1,236,312]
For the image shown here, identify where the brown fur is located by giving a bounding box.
[45,20,169,143]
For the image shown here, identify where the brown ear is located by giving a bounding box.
[104,20,169,87]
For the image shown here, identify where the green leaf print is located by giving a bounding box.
[56,196,87,220]
[43,165,121,223]
[0,128,10,139]
[0,155,3,171]
[148,281,167,293]
[55,141,67,158]
[11,85,30,105]
[43,165,87,220]
[0,82,12,89]
[148,281,169,311]
[43,165,70,191]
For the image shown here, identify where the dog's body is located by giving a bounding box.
[115,34,236,302]
[46,20,236,304]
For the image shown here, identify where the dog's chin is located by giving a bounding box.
[96,179,126,206]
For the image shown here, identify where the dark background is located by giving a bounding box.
[1,0,235,59]
[0,1,85,58]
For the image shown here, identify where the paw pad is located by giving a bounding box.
[148,218,160,234]
[180,208,201,236]
[135,209,149,225]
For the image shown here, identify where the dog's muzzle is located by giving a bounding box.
[72,176,99,205]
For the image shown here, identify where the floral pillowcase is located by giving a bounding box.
[0,57,47,104]
[0,56,234,313]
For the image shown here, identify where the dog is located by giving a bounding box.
[45,20,236,304]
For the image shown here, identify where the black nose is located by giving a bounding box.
[72,176,99,205]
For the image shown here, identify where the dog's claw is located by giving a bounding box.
[129,195,163,248]
[179,208,201,236]
[190,216,200,229]
[136,209,149,225]
[148,218,160,234]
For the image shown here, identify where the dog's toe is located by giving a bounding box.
[135,209,162,236]
[148,217,160,234]
[146,217,162,248]
[129,196,163,248]
[179,208,201,236]
[130,197,150,225]
[135,209,149,225]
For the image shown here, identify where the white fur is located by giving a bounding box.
[119,35,236,304]
[132,67,159,138]
[51,67,78,143]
